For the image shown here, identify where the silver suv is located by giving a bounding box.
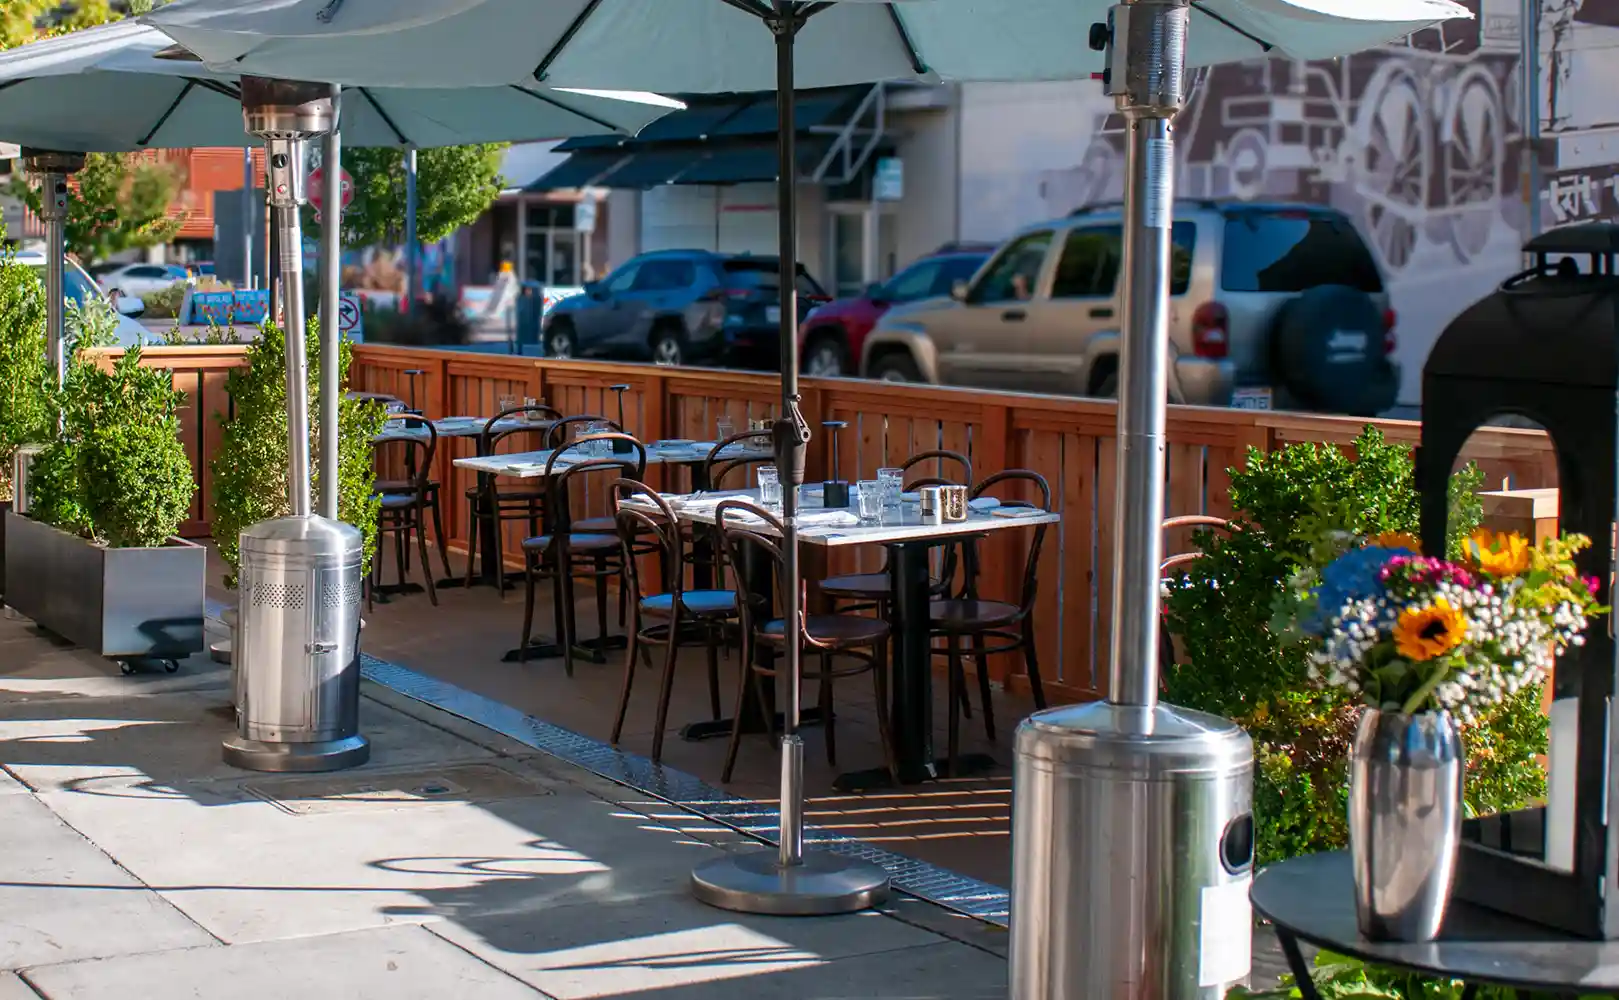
[860,200,1399,415]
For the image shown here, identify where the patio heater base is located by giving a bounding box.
[690,848,890,916]
[222,734,370,773]
[210,639,231,664]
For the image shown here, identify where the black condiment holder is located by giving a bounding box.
[610,384,634,454]
[821,420,849,507]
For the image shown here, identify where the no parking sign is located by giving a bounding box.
[338,292,363,342]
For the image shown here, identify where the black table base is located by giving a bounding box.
[369,581,424,604]
[501,633,627,664]
[832,751,996,793]
[680,707,826,743]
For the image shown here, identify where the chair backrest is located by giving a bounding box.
[613,478,682,598]
[965,469,1052,612]
[482,403,561,454]
[546,414,623,450]
[902,449,971,489]
[546,434,648,532]
[714,499,786,638]
[375,412,439,495]
[704,430,775,491]
[1160,515,1234,574]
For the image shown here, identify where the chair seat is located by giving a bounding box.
[573,515,620,534]
[930,598,1021,631]
[377,492,422,511]
[820,572,947,600]
[467,485,546,502]
[641,590,737,618]
[762,614,889,647]
[520,533,621,554]
[377,478,438,494]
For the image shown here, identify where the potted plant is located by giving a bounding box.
[211,322,384,650]
[4,342,203,665]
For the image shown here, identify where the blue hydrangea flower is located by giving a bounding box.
[1300,544,1413,636]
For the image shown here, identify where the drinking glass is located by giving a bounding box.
[497,393,517,415]
[522,396,539,422]
[857,481,883,522]
[877,467,903,506]
[715,415,735,443]
[757,465,782,509]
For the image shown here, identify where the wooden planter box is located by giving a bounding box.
[3,510,206,659]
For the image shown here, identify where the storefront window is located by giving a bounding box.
[520,202,587,286]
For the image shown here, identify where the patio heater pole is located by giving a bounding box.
[689,0,891,916]
[404,147,417,315]
[319,100,342,522]
[243,146,255,288]
[22,150,86,398]
[1008,4,1255,996]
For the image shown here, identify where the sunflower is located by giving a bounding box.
[1394,598,1469,661]
[1369,531,1421,553]
[1465,528,1531,577]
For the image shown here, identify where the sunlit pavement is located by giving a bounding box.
[0,613,1009,999]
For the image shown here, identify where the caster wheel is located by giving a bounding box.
[118,660,136,676]
[163,659,180,674]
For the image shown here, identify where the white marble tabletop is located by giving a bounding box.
[376,415,555,443]
[452,440,769,478]
[622,487,1058,548]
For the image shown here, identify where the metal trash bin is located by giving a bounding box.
[1010,702,1255,999]
[223,515,368,772]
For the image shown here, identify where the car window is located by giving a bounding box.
[1050,223,1196,298]
[27,264,98,308]
[604,262,640,294]
[970,232,1052,304]
[932,256,985,295]
[1220,211,1382,293]
[634,259,696,292]
[722,259,822,297]
[129,265,166,279]
[882,261,940,302]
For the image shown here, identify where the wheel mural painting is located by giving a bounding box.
[1441,66,1505,264]
[1356,64,1432,274]
[1221,128,1269,201]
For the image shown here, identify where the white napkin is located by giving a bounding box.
[969,496,1001,512]
[991,506,1047,519]
[798,510,861,528]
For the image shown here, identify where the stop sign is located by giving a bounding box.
[308,165,353,220]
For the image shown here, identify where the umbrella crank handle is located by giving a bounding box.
[772,398,811,488]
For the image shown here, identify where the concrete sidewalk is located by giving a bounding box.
[0,616,1007,999]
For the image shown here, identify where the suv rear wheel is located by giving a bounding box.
[802,331,847,377]
[547,321,576,359]
[650,323,685,366]
[869,350,923,383]
[1088,357,1118,398]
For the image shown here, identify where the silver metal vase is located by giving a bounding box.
[1348,708,1462,942]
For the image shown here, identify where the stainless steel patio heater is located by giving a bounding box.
[1008,2,1254,997]
[223,78,369,774]
[21,148,85,393]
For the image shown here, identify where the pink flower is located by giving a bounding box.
[1585,575,1601,596]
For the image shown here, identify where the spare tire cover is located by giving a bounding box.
[1272,284,1392,415]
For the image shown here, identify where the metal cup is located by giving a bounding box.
[919,486,943,525]
[940,485,969,522]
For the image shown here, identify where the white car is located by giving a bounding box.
[12,250,149,348]
[95,261,191,298]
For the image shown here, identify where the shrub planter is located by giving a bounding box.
[0,499,9,596]
[3,510,206,659]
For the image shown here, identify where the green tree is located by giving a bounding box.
[9,153,183,265]
[304,144,506,250]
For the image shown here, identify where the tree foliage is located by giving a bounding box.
[0,235,53,501]
[303,144,506,250]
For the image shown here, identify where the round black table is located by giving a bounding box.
[1252,852,1619,999]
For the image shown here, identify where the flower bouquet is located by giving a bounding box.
[1286,528,1603,942]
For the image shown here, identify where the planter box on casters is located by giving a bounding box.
[3,510,206,662]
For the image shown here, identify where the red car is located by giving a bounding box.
[797,246,993,378]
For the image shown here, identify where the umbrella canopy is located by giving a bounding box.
[144,0,1470,91]
[0,20,682,151]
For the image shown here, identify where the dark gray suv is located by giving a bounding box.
[541,249,828,369]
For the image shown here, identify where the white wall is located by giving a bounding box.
[636,182,827,282]
[889,103,960,263]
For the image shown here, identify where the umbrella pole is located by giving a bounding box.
[318,110,342,522]
[690,0,890,916]
[22,150,85,411]
[404,147,417,315]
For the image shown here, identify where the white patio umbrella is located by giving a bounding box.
[0,19,681,528]
[144,0,1472,931]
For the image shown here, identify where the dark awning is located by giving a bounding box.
[529,151,626,190]
[552,133,630,153]
[709,88,864,138]
[595,148,706,188]
[633,96,752,142]
[676,139,831,186]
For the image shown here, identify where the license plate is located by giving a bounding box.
[765,305,781,324]
[1231,387,1273,411]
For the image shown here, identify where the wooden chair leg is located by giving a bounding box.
[392,518,407,591]
[518,555,538,661]
[970,632,995,743]
[463,501,479,588]
[871,642,900,785]
[430,495,453,580]
[705,625,722,721]
[819,652,836,767]
[558,554,579,678]
[416,508,438,606]
[610,618,640,747]
[946,634,963,777]
[594,556,610,643]
[492,513,507,600]
[651,618,682,763]
[720,633,756,784]
[1022,620,1047,710]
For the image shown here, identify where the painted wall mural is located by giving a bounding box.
[960,0,1619,406]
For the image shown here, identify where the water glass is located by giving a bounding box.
[716,416,736,442]
[877,467,903,506]
[857,481,883,522]
[584,420,610,457]
[757,465,782,509]
[497,393,517,415]
[522,396,539,421]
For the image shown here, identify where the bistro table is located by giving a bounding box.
[1251,851,1619,999]
[452,440,769,662]
[627,487,1058,789]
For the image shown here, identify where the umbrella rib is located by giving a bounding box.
[139,79,196,147]
[1189,1,1273,51]
[509,86,628,135]
[190,77,241,101]
[357,87,409,145]
[720,0,774,18]
[533,0,605,82]
[883,4,928,74]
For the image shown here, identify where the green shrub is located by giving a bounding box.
[1164,426,1547,867]
[211,321,384,588]
[137,279,188,320]
[28,347,194,548]
[0,241,52,502]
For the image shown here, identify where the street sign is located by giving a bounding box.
[873,157,904,201]
[574,199,597,234]
[307,165,353,221]
[338,294,361,335]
